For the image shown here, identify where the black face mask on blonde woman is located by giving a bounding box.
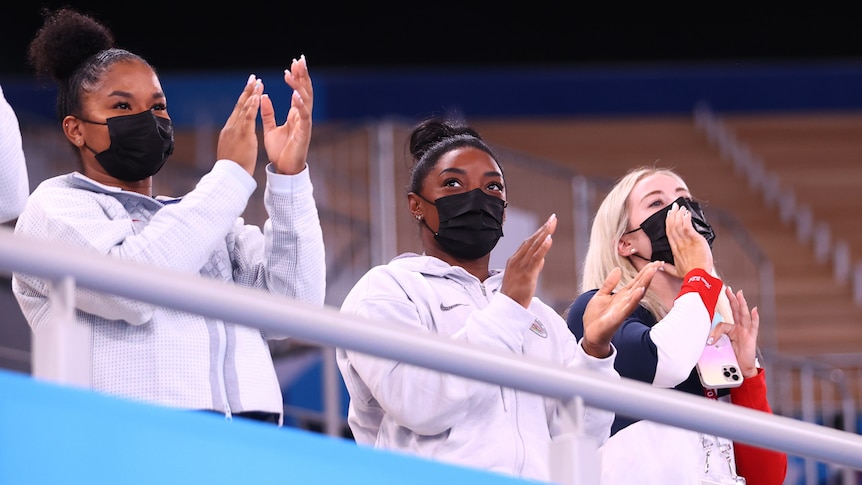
[625,196,715,265]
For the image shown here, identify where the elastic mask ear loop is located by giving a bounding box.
[622,226,652,262]
[82,144,100,157]
[73,115,108,126]
[414,192,439,236]
[72,115,108,158]
[630,252,652,263]
[415,192,437,207]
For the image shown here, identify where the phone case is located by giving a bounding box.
[696,334,744,389]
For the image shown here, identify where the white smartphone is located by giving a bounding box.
[696,333,744,389]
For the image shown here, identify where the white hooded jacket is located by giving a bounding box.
[13,161,326,417]
[336,253,619,482]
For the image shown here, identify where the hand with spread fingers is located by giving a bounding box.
[217,75,263,177]
[581,261,661,358]
[261,55,314,175]
[709,286,760,378]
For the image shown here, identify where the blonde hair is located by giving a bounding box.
[581,166,732,322]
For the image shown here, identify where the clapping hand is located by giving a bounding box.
[217,74,263,177]
[581,261,661,358]
[260,55,314,175]
[501,213,556,309]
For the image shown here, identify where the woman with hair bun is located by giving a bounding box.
[336,117,661,482]
[13,7,326,426]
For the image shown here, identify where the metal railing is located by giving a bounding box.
[9,117,862,484]
[1,226,862,482]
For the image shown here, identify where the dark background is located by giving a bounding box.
[4,3,862,76]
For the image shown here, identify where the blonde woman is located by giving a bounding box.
[566,166,787,484]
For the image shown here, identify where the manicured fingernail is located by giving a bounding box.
[247,74,256,85]
[707,337,714,345]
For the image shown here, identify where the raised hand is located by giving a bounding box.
[581,261,661,358]
[664,202,714,278]
[217,74,263,177]
[500,213,556,308]
[709,286,760,378]
[260,55,314,175]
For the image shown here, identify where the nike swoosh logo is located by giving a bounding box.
[440,302,467,311]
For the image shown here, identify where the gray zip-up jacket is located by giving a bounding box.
[13,160,325,418]
[336,253,618,482]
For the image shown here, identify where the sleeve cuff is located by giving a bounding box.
[729,368,771,412]
[213,159,257,196]
[266,163,312,195]
[676,268,722,321]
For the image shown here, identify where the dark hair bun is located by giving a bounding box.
[27,7,115,83]
[409,118,482,161]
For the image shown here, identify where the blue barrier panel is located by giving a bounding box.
[0,369,531,485]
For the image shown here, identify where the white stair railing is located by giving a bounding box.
[694,101,862,302]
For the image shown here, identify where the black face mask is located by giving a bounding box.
[626,196,715,265]
[419,188,506,260]
[78,110,175,182]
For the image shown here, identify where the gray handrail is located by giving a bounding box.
[1,227,861,471]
